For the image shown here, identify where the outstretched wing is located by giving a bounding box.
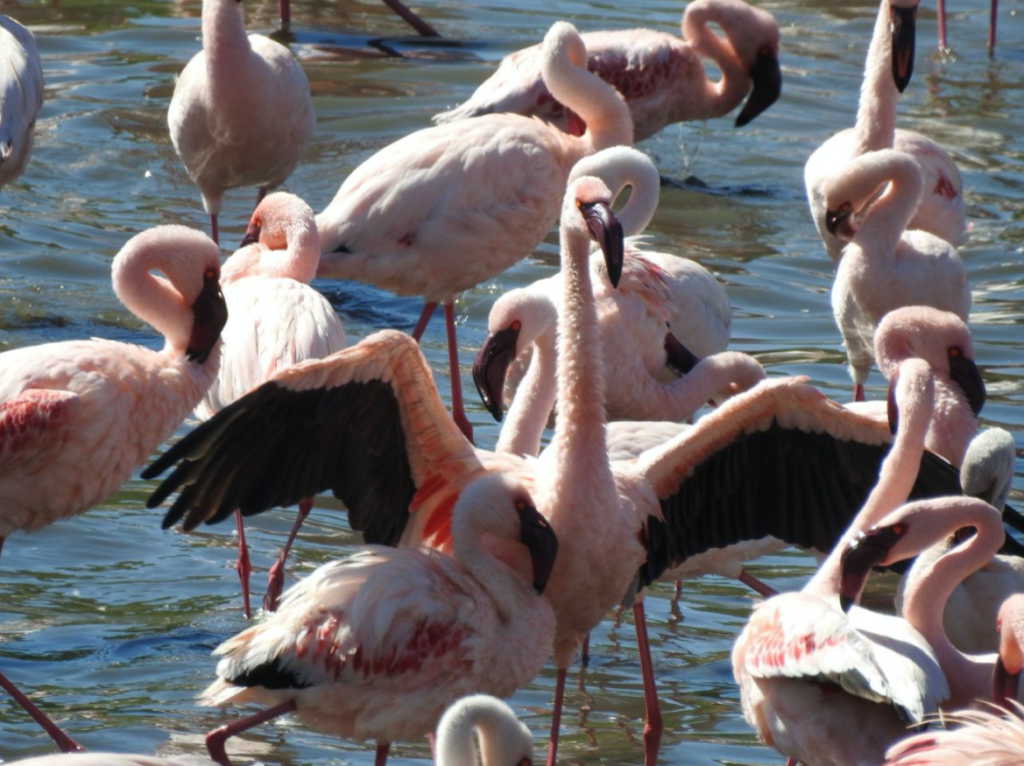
[144,330,480,547]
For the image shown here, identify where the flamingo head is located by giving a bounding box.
[187,266,228,364]
[839,523,908,611]
[664,331,701,376]
[735,44,782,128]
[889,0,918,93]
[515,499,559,595]
[565,177,624,288]
[995,595,1024,707]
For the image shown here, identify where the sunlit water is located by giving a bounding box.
[0,0,1022,763]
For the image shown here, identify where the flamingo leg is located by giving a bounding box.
[206,698,297,766]
[546,666,567,766]
[210,214,220,246]
[580,632,590,668]
[633,602,662,766]
[989,0,998,53]
[0,535,4,565]
[427,731,436,760]
[235,509,252,619]
[279,0,290,28]
[937,0,948,49]
[738,570,778,598]
[0,670,85,753]
[443,302,474,443]
[374,742,391,766]
[263,497,314,612]
[378,0,440,37]
[411,301,438,341]
[854,383,865,403]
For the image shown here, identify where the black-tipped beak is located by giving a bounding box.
[890,4,917,93]
[239,220,261,248]
[887,369,900,436]
[839,524,906,611]
[949,349,986,416]
[825,206,853,237]
[735,49,782,127]
[993,655,1021,708]
[579,201,624,289]
[472,325,520,422]
[516,503,558,595]
[664,331,701,376]
[186,269,228,364]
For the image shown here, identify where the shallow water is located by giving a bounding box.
[0,0,1022,763]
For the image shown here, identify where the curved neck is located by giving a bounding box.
[112,246,194,356]
[854,159,922,256]
[901,501,1004,707]
[654,352,764,421]
[682,6,751,118]
[852,0,899,154]
[273,212,321,283]
[436,703,522,766]
[203,0,251,83]
[496,327,557,457]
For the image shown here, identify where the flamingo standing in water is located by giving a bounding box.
[804,0,965,265]
[168,0,315,244]
[435,695,534,766]
[197,472,558,766]
[825,150,970,401]
[196,192,347,618]
[314,21,633,442]
[0,14,43,190]
[731,358,950,766]
[432,0,782,141]
[936,0,999,53]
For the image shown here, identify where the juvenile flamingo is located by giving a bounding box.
[432,0,782,141]
[0,14,43,190]
[196,192,347,618]
[314,21,632,442]
[168,0,315,244]
[435,695,533,766]
[0,225,227,565]
[804,0,965,265]
[825,150,970,401]
[731,358,950,766]
[198,472,558,766]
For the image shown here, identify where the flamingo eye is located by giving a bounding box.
[949,346,962,357]
[204,269,217,280]
[515,500,528,511]
[839,201,852,212]
[511,320,522,331]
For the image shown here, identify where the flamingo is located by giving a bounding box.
[195,192,347,618]
[435,695,533,766]
[0,225,227,566]
[936,0,999,53]
[197,471,557,766]
[883,702,1024,766]
[314,21,632,442]
[432,0,782,142]
[804,0,965,265]
[472,146,762,458]
[0,14,43,190]
[731,358,950,766]
[825,150,970,401]
[168,0,315,245]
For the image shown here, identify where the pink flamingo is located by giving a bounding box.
[473,146,762,457]
[435,695,534,766]
[804,0,965,265]
[0,225,227,565]
[432,0,782,142]
[825,150,970,401]
[168,0,315,245]
[314,21,632,442]
[196,192,347,618]
[0,14,43,190]
[936,0,999,53]
[731,358,950,766]
[197,472,557,766]
[884,702,1024,766]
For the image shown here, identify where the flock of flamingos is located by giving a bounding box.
[0,0,1020,764]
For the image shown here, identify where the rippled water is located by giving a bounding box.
[0,0,1022,763]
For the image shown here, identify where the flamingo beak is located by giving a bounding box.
[472,324,521,422]
[825,206,854,238]
[993,656,1021,709]
[664,331,701,376]
[887,370,900,435]
[948,348,986,416]
[186,269,228,364]
[580,201,624,289]
[239,220,261,248]
[515,502,559,595]
[735,48,782,128]
[890,3,917,93]
[839,524,907,611]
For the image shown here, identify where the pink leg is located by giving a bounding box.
[937,0,947,49]
[427,731,436,760]
[989,0,997,53]
[374,742,391,766]
[738,570,778,598]
[378,0,440,37]
[546,666,567,766]
[580,632,590,668]
[279,0,290,28]
[0,536,4,564]
[206,698,297,766]
[411,301,438,342]
[444,302,473,443]
[673,579,682,600]
[235,510,252,620]
[0,670,84,753]
[854,383,864,403]
[633,602,662,766]
[210,214,220,246]
[263,498,313,613]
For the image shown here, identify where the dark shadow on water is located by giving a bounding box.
[659,174,778,198]
[270,27,493,62]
